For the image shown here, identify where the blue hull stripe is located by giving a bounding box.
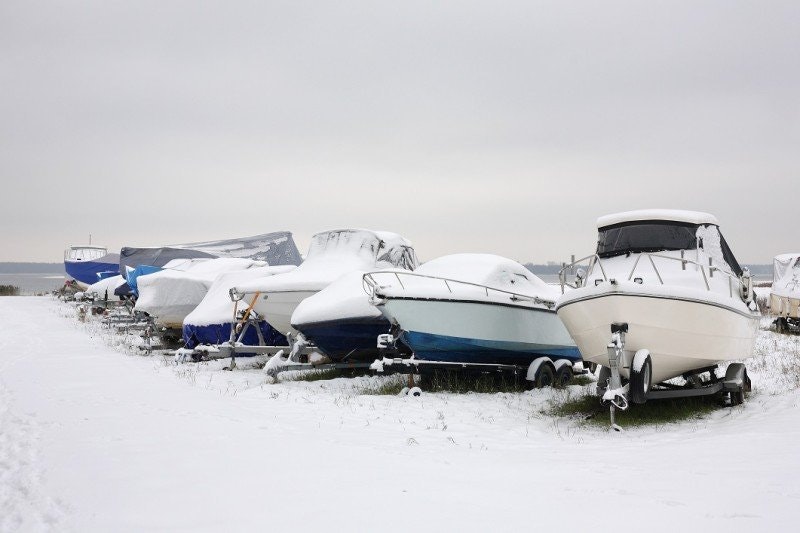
[182,321,288,355]
[401,331,582,365]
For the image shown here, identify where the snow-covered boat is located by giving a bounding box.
[364,254,581,371]
[770,253,800,333]
[290,270,412,362]
[182,265,296,349]
[119,231,302,297]
[134,258,265,330]
[555,210,759,413]
[83,274,127,301]
[232,229,418,337]
[63,245,120,288]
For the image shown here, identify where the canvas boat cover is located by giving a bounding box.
[234,229,417,294]
[120,231,302,280]
[772,254,800,299]
[182,265,296,348]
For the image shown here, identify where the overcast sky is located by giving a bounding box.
[1,0,797,264]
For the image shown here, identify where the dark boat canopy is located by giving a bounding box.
[119,231,302,275]
[596,219,743,277]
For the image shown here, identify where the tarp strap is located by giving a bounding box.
[238,292,261,326]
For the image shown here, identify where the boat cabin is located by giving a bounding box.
[595,209,743,276]
[64,245,109,262]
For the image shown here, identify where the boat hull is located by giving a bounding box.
[378,298,581,365]
[64,257,120,288]
[250,290,318,336]
[182,321,288,351]
[292,316,404,362]
[556,285,760,384]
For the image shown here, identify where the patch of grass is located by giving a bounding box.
[419,369,530,393]
[285,368,345,381]
[546,388,723,427]
[0,285,20,296]
[570,375,595,387]
[358,376,408,395]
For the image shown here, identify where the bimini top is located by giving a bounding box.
[597,209,719,229]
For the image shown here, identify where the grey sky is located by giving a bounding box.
[1,0,797,264]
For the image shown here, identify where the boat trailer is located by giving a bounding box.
[600,322,751,431]
[368,334,583,389]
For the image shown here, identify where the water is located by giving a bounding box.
[0,273,66,295]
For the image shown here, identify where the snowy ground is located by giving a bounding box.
[1,297,799,532]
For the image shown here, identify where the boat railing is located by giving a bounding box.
[558,252,750,300]
[362,271,557,309]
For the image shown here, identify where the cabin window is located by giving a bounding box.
[596,221,699,258]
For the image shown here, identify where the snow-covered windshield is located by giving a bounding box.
[597,222,698,258]
[305,229,418,270]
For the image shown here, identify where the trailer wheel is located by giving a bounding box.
[532,362,555,388]
[554,364,573,388]
[730,388,744,406]
[629,350,652,404]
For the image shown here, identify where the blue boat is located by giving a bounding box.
[63,245,120,288]
[292,316,411,362]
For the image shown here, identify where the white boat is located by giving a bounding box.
[770,253,800,332]
[84,274,127,301]
[232,229,418,336]
[364,254,581,373]
[555,209,759,409]
[134,258,267,329]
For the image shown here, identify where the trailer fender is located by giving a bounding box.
[526,357,554,383]
[724,363,751,392]
[553,359,573,372]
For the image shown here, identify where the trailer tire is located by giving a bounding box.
[730,388,744,406]
[629,350,652,404]
[554,364,573,388]
[532,362,555,388]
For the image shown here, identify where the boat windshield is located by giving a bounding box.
[378,245,419,270]
[65,247,107,261]
[597,221,699,258]
[597,221,743,276]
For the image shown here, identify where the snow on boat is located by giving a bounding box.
[134,258,263,329]
[182,265,296,349]
[290,270,413,362]
[232,229,418,336]
[770,253,800,333]
[555,209,759,415]
[84,274,127,301]
[119,231,302,297]
[63,245,120,289]
[364,254,581,367]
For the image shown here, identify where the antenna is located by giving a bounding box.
[89,233,92,245]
